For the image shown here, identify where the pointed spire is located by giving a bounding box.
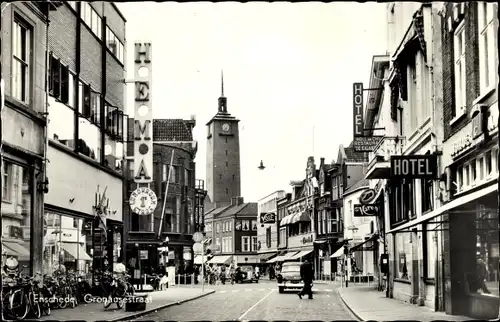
[221,69,224,97]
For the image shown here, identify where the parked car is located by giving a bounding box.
[276,262,312,293]
[234,265,259,283]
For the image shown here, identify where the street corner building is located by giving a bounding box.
[256,190,286,264]
[39,1,128,282]
[358,2,499,320]
[124,117,199,279]
[1,1,53,276]
[203,198,260,266]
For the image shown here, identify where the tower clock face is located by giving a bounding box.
[222,123,230,132]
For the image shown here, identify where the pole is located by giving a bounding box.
[158,150,175,237]
[201,244,205,293]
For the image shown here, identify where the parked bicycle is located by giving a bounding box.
[102,271,134,309]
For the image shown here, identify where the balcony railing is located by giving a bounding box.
[367,136,406,171]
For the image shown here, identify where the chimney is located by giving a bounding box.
[320,157,325,166]
[231,197,238,206]
[237,197,244,206]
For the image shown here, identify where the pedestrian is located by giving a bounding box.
[298,259,313,299]
[477,258,491,294]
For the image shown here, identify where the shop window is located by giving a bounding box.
[478,157,485,181]
[241,236,250,252]
[252,236,258,252]
[474,204,499,297]
[471,159,477,184]
[394,234,411,280]
[464,164,470,186]
[42,214,93,281]
[1,162,32,275]
[456,165,463,191]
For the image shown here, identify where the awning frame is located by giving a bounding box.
[387,183,497,234]
[288,249,313,261]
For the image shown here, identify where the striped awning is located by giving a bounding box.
[280,214,295,226]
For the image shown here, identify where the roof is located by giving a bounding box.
[344,178,370,195]
[153,119,194,141]
[208,202,258,219]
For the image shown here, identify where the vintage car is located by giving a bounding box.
[276,262,312,293]
[234,265,259,283]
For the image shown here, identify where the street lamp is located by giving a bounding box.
[258,160,266,170]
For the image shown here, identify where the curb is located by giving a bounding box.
[108,290,216,321]
[336,288,363,322]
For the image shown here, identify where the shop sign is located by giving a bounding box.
[302,235,313,244]
[451,133,473,158]
[353,136,384,152]
[353,82,364,137]
[359,189,377,205]
[134,42,153,184]
[390,155,437,179]
[140,250,148,260]
[129,187,158,215]
[259,212,276,224]
[354,204,379,217]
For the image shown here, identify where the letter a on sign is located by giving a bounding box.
[135,160,151,180]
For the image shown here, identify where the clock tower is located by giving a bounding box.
[206,71,241,204]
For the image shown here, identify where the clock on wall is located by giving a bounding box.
[222,123,231,132]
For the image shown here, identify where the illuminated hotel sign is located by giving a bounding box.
[134,42,153,183]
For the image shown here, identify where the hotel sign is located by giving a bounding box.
[353,136,383,152]
[390,155,438,179]
[354,204,379,217]
[134,42,153,183]
[353,83,364,137]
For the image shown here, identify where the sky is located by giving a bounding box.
[117,2,388,202]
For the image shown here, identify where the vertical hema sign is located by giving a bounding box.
[353,82,364,137]
[134,42,153,183]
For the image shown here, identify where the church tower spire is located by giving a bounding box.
[218,69,227,113]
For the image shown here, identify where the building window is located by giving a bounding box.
[453,21,466,116]
[332,176,338,200]
[78,81,101,162]
[81,2,101,39]
[471,159,477,184]
[266,227,271,248]
[67,1,77,11]
[2,162,33,276]
[478,157,485,181]
[477,2,496,93]
[225,150,228,155]
[232,174,235,181]
[216,223,220,233]
[225,161,228,167]
[457,165,463,191]
[242,237,250,252]
[279,227,286,247]
[219,174,222,180]
[251,220,257,231]
[106,26,124,64]
[12,17,31,104]
[421,178,433,213]
[162,164,169,182]
[241,220,250,231]
[485,151,492,176]
[251,236,258,252]
[225,188,228,195]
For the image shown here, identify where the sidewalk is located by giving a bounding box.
[39,287,215,322]
[338,285,471,322]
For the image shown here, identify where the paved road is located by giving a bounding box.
[132,280,356,321]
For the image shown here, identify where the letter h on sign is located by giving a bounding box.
[353,82,364,137]
[135,43,151,64]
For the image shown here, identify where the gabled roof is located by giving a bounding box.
[153,119,194,141]
[338,142,369,163]
[344,178,370,195]
[214,202,258,219]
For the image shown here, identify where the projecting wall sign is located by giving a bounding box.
[129,187,158,215]
[354,204,379,217]
[134,42,153,183]
[390,155,438,179]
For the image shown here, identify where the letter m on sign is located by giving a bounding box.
[134,120,151,140]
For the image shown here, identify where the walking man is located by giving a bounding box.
[298,259,313,299]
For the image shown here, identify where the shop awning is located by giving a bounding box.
[2,241,30,260]
[258,252,277,261]
[207,255,232,265]
[291,212,310,224]
[268,251,299,263]
[288,249,313,260]
[350,234,378,252]
[330,247,345,258]
[387,183,498,234]
[194,255,210,265]
[280,214,295,226]
[61,242,92,261]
